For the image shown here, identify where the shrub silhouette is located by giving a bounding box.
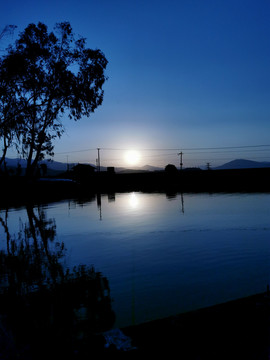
[165,164,178,173]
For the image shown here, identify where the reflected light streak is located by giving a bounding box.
[128,192,140,209]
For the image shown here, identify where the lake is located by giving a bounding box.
[0,191,269,329]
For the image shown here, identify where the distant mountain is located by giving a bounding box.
[141,165,163,171]
[1,158,75,172]
[215,159,270,170]
[1,158,163,174]
[0,158,74,176]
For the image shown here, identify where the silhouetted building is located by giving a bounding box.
[72,164,96,179]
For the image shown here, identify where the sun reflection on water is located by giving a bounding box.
[128,192,140,209]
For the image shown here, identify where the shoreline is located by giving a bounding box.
[119,291,270,357]
[0,167,270,207]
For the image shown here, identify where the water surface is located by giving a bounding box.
[0,192,269,328]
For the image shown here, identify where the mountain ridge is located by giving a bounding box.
[214,159,270,170]
[0,158,164,174]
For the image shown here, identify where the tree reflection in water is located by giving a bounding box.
[0,205,115,359]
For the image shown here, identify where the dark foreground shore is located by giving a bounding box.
[1,291,269,359]
[66,291,270,358]
[119,291,270,359]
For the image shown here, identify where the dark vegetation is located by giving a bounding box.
[0,22,107,177]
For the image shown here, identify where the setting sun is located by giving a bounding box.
[124,150,141,166]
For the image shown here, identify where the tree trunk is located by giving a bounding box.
[25,121,36,178]
[25,146,34,178]
[29,131,45,178]
[0,136,9,174]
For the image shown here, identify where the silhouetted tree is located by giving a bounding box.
[0,26,18,170]
[165,164,178,173]
[0,56,23,171]
[0,22,108,177]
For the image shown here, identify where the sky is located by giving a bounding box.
[0,0,270,169]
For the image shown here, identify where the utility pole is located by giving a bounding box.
[96,148,101,172]
[178,152,183,170]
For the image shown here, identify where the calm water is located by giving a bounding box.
[0,192,269,328]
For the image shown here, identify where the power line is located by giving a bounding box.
[180,145,270,151]
[55,144,270,155]
[101,145,270,151]
[52,144,270,168]
[55,148,97,154]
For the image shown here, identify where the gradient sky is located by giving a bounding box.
[1,0,269,168]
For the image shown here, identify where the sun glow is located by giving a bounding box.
[124,150,141,166]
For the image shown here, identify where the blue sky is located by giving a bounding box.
[1,0,269,168]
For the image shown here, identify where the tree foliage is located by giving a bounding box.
[0,25,19,171]
[165,164,178,173]
[0,22,108,176]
